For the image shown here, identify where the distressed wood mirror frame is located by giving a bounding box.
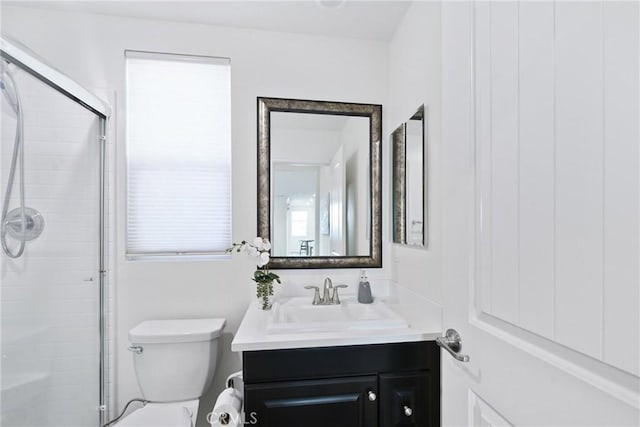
[392,122,407,244]
[257,97,382,269]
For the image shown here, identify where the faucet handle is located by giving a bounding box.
[304,286,321,305]
[331,285,348,304]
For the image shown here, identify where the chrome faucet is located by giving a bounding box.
[304,277,347,305]
[322,277,333,303]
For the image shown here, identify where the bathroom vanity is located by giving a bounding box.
[243,341,439,427]
[232,294,442,427]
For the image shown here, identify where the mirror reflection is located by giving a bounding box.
[392,105,426,246]
[271,112,370,257]
[405,107,425,245]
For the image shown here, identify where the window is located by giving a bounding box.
[290,210,309,237]
[125,51,231,258]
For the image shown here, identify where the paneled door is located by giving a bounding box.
[440,2,639,426]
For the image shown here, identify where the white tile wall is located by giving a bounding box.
[1,66,110,426]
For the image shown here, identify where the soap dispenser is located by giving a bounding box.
[357,270,373,304]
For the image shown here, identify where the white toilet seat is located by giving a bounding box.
[114,399,199,427]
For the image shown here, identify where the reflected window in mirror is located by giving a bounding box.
[258,98,382,269]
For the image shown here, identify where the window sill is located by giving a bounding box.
[126,253,231,262]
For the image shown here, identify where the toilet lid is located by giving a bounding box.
[114,400,198,427]
[129,318,226,344]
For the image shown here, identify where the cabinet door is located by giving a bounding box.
[245,375,378,427]
[380,372,436,427]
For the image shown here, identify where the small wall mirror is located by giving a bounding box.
[258,97,382,269]
[392,105,426,246]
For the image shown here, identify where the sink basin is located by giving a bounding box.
[266,297,409,334]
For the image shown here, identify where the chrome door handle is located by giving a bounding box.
[436,328,470,362]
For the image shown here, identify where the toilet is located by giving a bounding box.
[116,318,226,427]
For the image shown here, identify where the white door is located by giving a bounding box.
[440,2,639,426]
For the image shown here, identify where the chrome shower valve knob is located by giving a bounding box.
[3,207,45,241]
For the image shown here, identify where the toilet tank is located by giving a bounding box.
[129,318,226,402]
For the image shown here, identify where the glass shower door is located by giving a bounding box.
[1,62,104,426]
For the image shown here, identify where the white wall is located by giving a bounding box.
[341,116,370,256]
[271,127,342,164]
[1,5,389,424]
[387,2,442,304]
[318,166,331,255]
[329,145,346,255]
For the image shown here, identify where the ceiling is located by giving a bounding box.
[5,1,412,41]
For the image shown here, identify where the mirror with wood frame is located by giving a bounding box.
[257,97,382,269]
[392,105,426,247]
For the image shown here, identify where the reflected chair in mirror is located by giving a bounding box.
[299,240,314,256]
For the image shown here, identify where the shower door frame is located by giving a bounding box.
[1,36,111,427]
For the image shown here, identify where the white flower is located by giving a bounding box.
[257,252,270,267]
[262,239,271,251]
[253,237,264,250]
[247,246,259,257]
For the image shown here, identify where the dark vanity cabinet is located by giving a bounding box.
[243,341,440,427]
[244,375,378,426]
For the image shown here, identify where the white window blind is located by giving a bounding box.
[125,51,231,257]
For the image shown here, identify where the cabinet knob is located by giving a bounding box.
[404,406,413,417]
[368,391,377,401]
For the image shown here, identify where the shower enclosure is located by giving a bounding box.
[0,37,110,426]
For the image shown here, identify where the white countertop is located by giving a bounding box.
[231,283,442,352]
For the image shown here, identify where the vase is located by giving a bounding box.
[256,281,274,310]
